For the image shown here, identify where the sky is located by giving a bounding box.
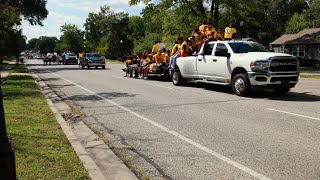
[21,0,146,41]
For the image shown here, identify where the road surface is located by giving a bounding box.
[28,59,320,180]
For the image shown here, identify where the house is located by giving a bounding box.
[270,28,320,65]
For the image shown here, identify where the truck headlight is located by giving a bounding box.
[250,61,270,72]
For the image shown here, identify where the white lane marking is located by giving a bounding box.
[112,75,122,79]
[267,108,320,122]
[51,72,271,180]
[155,85,173,90]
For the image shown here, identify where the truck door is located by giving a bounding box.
[196,43,217,80]
[212,43,232,82]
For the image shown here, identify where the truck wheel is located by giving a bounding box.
[102,65,105,69]
[232,73,251,96]
[274,87,291,95]
[172,70,186,86]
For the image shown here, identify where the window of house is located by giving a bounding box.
[291,45,305,58]
[280,46,284,53]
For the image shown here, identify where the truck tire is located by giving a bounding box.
[102,65,105,69]
[232,73,251,96]
[172,70,186,86]
[274,87,291,95]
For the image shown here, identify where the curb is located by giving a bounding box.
[25,61,138,180]
[34,73,106,180]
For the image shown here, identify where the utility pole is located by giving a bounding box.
[0,67,17,179]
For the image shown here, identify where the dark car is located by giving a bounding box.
[80,53,105,69]
[63,53,78,65]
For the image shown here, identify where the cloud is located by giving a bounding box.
[22,0,146,40]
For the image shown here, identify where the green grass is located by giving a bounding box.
[105,59,123,64]
[300,66,320,71]
[0,57,13,70]
[10,64,29,73]
[300,74,320,79]
[3,75,89,179]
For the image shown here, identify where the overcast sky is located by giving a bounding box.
[21,0,146,41]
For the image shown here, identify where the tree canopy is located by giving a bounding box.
[78,0,317,56]
[0,0,48,57]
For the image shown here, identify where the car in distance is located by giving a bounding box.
[80,53,105,69]
[63,53,78,65]
[172,40,299,96]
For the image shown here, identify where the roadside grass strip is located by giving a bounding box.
[10,64,29,73]
[105,59,124,64]
[3,75,89,179]
[300,74,320,79]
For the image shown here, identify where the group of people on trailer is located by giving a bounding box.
[124,20,237,79]
[43,52,61,65]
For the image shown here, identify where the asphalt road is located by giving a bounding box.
[28,59,320,180]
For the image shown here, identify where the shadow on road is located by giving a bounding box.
[63,92,136,102]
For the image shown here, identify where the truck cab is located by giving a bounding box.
[172,40,299,96]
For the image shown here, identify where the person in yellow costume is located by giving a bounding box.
[154,50,166,64]
[206,22,217,40]
[224,23,237,40]
[180,40,189,57]
[171,41,180,56]
[199,20,208,36]
[216,28,224,41]
[139,54,149,78]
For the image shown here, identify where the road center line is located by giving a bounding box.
[267,108,320,122]
[155,85,173,90]
[51,72,271,180]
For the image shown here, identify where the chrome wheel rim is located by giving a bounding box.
[234,78,245,93]
[173,72,178,84]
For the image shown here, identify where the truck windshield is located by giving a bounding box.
[228,42,268,53]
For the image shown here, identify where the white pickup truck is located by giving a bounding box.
[172,41,299,96]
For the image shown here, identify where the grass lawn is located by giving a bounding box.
[105,59,123,64]
[300,74,320,79]
[3,75,89,179]
[10,64,29,73]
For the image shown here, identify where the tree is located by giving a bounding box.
[57,24,84,54]
[0,0,48,57]
[84,5,133,59]
[285,13,311,34]
[306,0,320,27]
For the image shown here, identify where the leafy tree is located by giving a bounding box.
[128,16,145,41]
[0,0,48,57]
[57,24,84,54]
[285,13,311,34]
[84,5,133,59]
[306,0,320,27]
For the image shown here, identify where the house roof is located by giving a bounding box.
[270,28,320,45]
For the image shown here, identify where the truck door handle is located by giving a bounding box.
[198,59,202,61]
[212,59,217,62]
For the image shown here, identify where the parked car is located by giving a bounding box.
[63,53,78,65]
[172,40,299,96]
[80,53,105,69]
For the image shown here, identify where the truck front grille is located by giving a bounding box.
[269,58,298,72]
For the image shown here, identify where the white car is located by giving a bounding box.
[172,41,299,96]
